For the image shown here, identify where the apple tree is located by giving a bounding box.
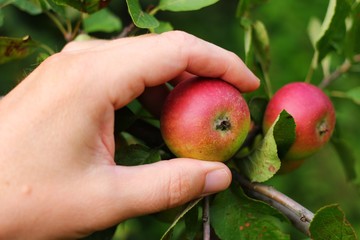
[0,0,360,239]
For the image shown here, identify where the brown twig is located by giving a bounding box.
[319,54,360,89]
[231,170,314,236]
[203,196,211,240]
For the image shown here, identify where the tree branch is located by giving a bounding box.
[202,196,211,240]
[231,170,314,236]
[319,54,360,89]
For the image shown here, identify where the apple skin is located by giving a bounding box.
[263,82,336,163]
[160,77,250,162]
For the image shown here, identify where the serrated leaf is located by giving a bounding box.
[125,0,159,29]
[160,198,202,240]
[52,0,110,14]
[309,204,357,240]
[0,36,41,64]
[114,144,161,166]
[211,185,290,240]
[158,0,219,12]
[83,8,122,33]
[238,110,295,182]
[315,0,352,63]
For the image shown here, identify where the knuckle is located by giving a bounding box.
[166,167,193,208]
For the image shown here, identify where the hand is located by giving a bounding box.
[0,31,259,239]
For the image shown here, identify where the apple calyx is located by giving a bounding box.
[214,116,231,132]
[317,119,329,136]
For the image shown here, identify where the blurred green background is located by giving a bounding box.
[1,0,359,239]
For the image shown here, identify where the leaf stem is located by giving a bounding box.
[263,70,273,98]
[45,11,69,41]
[231,170,314,236]
[203,196,211,240]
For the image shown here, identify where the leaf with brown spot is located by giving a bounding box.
[0,36,41,64]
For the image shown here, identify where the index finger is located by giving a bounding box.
[63,31,260,109]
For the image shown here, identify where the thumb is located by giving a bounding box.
[105,158,231,222]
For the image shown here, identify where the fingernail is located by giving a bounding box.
[202,168,231,196]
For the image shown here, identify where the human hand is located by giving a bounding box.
[0,31,259,239]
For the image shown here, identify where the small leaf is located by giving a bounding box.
[211,185,290,240]
[252,20,270,72]
[0,36,40,64]
[115,144,161,166]
[125,0,159,29]
[52,0,110,14]
[309,204,357,240]
[238,110,295,182]
[158,0,219,12]
[315,0,352,63]
[160,198,203,240]
[236,0,268,18]
[83,8,122,33]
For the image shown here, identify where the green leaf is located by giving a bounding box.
[252,20,270,72]
[238,110,295,182]
[345,87,360,105]
[150,21,173,34]
[125,0,159,29]
[309,204,357,240]
[51,0,110,14]
[0,0,15,8]
[345,2,360,58]
[315,0,352,63]
[249,97,268,126]
[160,198,203,240]
[331,125,357,181]
[0,36,41,64]
[81,225,117,240]
[83,8,122,33]
[211,185,290,240]
[0,9,3,27]
[273,110,296,159]
[184,202,201,240]
[114,143,161,166]
[12,0,44,15]
[158,0,219,12]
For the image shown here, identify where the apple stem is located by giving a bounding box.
[231,170,314,237]
[203,196,211,240]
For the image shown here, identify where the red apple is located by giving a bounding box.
[160,77,250,162]
[263,82,336,162]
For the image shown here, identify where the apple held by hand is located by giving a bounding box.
[263,82,336,163]
[160,78,250,162]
